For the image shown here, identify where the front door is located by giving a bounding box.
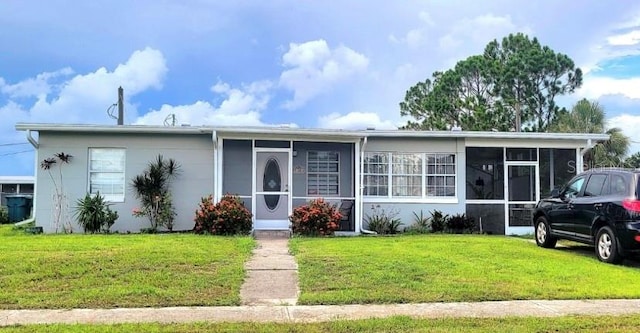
[506,163,538,234]
[254,150,290,230]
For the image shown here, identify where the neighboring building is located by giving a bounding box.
[0,176,34,207]
[15,123,608,235]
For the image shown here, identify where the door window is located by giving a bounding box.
[583,174,607,197]
[563,176,585,199]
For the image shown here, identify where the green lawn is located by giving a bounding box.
[290,235,640,305]
[2,315,640,332]
[0,225,254,309]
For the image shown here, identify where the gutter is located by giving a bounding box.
[26,130,39,148]
[579,138,596,172]
[359,136,376,235]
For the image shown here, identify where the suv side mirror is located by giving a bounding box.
[550,188,560,198]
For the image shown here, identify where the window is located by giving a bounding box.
[563,176,585,199]
[426,154,456,197]
[307,151,339,196]
[392,153,422,197]
[363,152,456,198]
[584,174,607,197]
[363,152,388,196]
[610,175,628,195]
[89,148,125,202]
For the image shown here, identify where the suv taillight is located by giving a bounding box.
[622,198,640,213]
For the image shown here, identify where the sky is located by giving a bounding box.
[2,0,640,176]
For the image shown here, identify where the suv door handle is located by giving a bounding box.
[594,203,603,209]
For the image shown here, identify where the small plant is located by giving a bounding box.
[446,213,475,234]
[193,194,253,235]
[404,210,431,234]
[365,205,403,235]
[0,206,9,224]
[74,193,119,234]
[131,155,180,232]
[290,198,341,236]
[430,209,448,233]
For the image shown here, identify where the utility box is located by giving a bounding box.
[6,195,33,223]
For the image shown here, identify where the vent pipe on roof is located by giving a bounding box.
[117,86,124,125]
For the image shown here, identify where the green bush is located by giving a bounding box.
[194,194,253,235]
[430,210,448,233]
[290,198,341,236]
[365,206,403,234]
[0,206,9,224]
[446,213,475,233]
[74,193,118,234]
[404,210,431,234]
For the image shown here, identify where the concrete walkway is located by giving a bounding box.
[240,232,299,305]
[3,300,640,326]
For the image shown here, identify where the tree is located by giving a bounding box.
[625,152,640,168]
[131,155,181,231]
[550,99,629,168]
[401,33,582,132]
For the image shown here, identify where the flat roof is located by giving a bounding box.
[15,123,610,141]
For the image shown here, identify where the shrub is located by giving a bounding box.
[365,206,403,235]
[74,193,118,234]
[290,198,341,236]
[0,206,8,224]
[404,210,431,234]
[131,155,180,231]
[430,210,448,233]
[446,213,475,233]
[193,194,252,235]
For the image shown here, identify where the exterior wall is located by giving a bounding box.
[362,137,466,229]
[35,132,214,233]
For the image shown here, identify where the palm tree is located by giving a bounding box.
[549,99,629,168]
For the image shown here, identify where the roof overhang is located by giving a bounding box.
[15,123,610,142]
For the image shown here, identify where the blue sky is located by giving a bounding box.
[2,0,640,176]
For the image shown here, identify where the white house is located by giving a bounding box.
[15,123,608,235]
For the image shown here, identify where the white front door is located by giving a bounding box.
[254,150,290,230]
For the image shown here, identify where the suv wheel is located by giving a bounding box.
[595,226,623,264]
[535,216,557,248]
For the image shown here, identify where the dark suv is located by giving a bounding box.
[533,168,640,263]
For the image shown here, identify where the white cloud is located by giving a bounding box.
[438,14,526,52]
[608,114,640,154]
[6,47,168,124]
[0,67,74,99]
[135,80,273,126]
[579,76,640,100]
[388,11,434,49]
[607,30,640,46]
[318,112,398,130]
[279,39,369,109]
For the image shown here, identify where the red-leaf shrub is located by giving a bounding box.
[193,194,252,235]
[290,198,341,236]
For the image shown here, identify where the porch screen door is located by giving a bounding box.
[254,150,290,229]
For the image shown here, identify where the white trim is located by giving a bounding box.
[362,197,459,204]
[504,160,539,235]
[466,199,505,205]
[292,196,356,201]
[354,139,361,233]
[16,122,609,142]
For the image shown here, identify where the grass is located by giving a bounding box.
[290,235,640,305]
[0,225,255,309]
[2,315,640,332]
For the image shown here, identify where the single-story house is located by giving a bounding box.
[15,123,608,235]
[0,176,34,207]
